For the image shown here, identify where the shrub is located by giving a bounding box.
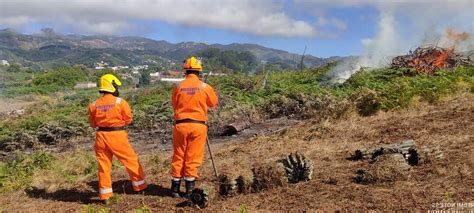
[33,66,87,87]
[343,66,474,110]
[36,121,87,145]
[0,152,55,192]
[17,115,48,131]
[350,88,381,116]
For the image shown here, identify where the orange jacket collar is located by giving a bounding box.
[185,74,199,80]
[101,93,114,97]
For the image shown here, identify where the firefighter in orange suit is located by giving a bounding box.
[89,74,147,204]
[170,56,218,198]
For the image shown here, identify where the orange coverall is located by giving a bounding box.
[89,93,147,200]
[171,74,218,180]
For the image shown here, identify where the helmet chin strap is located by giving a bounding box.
[112,80,120,97]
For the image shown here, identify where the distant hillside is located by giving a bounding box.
[0,28,343,70]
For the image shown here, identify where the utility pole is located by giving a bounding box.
[261,61,269,90]
[300,46,307,72]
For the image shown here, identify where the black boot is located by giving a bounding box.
[100,199,110,205]
[184,180,195,199]
[171,180,181,198]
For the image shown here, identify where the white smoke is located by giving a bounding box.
[326,12,407,84]
[358,12,406,68]
[325,0,474,84]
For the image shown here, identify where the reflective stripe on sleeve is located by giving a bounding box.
[115,97,122,104]
[132,180,146,187]
[99,188,113,194]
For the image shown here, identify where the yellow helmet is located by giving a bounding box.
[183,56,203,72]
[99,74,122,93]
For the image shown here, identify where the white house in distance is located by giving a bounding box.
[111,65,129,71]
[74,82,97,89]
[150,72,160,77]
[95,61,109,70]
[132,65,149,71]
[1,60,9,66]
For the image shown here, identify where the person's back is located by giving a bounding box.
[89,93,132,128]
[172,74,218,121]
[88,74,147,203]
[170,56,218,198]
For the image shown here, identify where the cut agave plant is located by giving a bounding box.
[280,152,314,183]
[190,188,209,209]
[218,174,236,196]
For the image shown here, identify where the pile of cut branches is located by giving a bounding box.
[391,46,470,74]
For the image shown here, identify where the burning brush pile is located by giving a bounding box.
[391,46,471,74]
[391,28,473,75]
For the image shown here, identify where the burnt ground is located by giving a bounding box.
[0,95,473,211]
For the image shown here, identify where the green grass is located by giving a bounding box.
[0,64,472,193]
[0,66,91,98]
[0,90,94,149]
[1,64,473,152]
[342,66,473,110]
[0,152,55,192]
[134,204,151,213]
[81,204,109,213]
[0,150,98,193]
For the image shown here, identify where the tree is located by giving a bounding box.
[6,64,21,73]
[33,66,87,87]
[92,69,118,81]
[200,48,220,58]
[139,70,151,87]
[146,65,163,73]
[197,48,258,73]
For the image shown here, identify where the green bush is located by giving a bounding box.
[0,152,55,192]
[1,64,472,153]
[33,66,87,87]
[343,66,474,111]
[17,116,48,131]
[63,89,97,107]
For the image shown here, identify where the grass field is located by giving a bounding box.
[0,64,473,211]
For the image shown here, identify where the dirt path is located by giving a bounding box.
[0,98,35,114]
[1,95,473,211]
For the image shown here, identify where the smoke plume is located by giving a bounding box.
[326,1,474,84]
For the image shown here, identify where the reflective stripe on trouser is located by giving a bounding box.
[95,131,147,200]
[99,187,113,199]
[171,123,207,178]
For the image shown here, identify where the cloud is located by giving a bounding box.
[316,17,347,31]
[0,16,30,26]
[0,0,470,42]
[0,0,320,37]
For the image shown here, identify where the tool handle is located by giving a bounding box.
[206,137,219,178]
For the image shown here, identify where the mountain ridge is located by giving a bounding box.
[0,28,344,70]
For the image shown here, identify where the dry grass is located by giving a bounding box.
[250,163,287,193]
[369,154,410,183]
[0,94,473,211]
[28,150,97,193]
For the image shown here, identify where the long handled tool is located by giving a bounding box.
[203,70,219,178]
[206,137,219,178]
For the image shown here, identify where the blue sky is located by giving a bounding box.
[133,6,380,57]
[0,0,472,58]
